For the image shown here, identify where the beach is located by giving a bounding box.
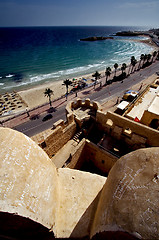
[19,80,67,109]
[18,36,158,110]
[0,31,158,117]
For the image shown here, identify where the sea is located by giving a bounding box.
[0,26,154,94]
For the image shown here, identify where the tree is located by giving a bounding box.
[143,54,148,64]
[44,88,54,107]
[147,54,152,63]
[63,79,72,95]
[138,54,144,69]
[130,56,137,73]
[114,63,118,77]
[105,67,111,84]
[121,63,127,75]
[152,51,157,63]
[92,71,101,88]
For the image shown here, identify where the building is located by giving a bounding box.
[1,95,159,239]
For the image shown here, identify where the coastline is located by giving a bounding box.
[1,35,158,114]
[18,36,158,110]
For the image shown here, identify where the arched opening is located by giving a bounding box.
[149,119,159,130]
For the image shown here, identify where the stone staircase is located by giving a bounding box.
[73,130,83,143]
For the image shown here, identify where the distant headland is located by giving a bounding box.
[115,28,159,47]
[116,28,159,37]
[80,36,113,41]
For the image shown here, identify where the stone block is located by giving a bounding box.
[85,98,91,107]
[131,133,147,144]
[112,126,122,139]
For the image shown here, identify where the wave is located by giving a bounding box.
[6,74,14,78]
[0,36,154,93]
[29,63,104,82]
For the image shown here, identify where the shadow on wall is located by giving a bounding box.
[0,212,55,240]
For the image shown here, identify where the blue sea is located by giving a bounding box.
[0,26,154,93]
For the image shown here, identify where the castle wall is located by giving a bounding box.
[44,121,77,158]
[96,111,159,148]
[140,110,159,126]
[66,139,86,169]
[84,140,118,174]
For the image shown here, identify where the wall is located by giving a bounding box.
[141,110,159,126]
[84,140,118,174]
[44,121,77,158]
[67,139,118,175]
[96,111,159,148]
[66,139,86,169]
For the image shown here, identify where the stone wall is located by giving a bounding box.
[84,140,118,174]
[141,110,159,126]
[66,98,102,115]
[66,139,118,175]
[44,121,77,158]
[66,139,86,169]
[96,111,159,149]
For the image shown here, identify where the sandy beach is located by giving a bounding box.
[17,36,158,109]
[19,80,67,109]
[0,36,158,115]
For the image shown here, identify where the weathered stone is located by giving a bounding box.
[0,128,59,230]
[91,147,159,239]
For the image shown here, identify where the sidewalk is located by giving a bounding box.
[1,62,158,129]
[1,81,102,128]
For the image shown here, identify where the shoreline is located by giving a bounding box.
[1,36,158,113]
[18,36,158,110]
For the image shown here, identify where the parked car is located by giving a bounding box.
[42,114,53,121]
[122,90,139,102]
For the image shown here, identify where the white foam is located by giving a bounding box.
[0,83,4,85]
[6,74,14,78]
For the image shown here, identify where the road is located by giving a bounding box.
[14,61,159,137]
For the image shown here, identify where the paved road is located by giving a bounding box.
[14,105,66,136]
[14,61,159,137]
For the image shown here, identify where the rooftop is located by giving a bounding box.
[126,79,159,120]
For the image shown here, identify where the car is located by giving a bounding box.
[122,90,139,102]
[42,114,53,121]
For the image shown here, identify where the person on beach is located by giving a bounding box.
[26,109,30,117]
[138,83,143,91]
[115,97,120,105]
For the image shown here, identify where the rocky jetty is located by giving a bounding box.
[80,36,113,41]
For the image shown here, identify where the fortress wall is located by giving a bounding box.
[66,139,86,169]
[66,98,102,113]
[44,122,77,158]
[56,168,106,238]
[141,110,159,126]
[84,140,118,174]
[96,111,159,148]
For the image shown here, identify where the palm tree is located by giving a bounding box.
[130,56,137,73]
[138,54,144,69]
[121,63,127,75]
[92,71,101,88]
[44,88,54,107]
[114,63,118,77]
[63,79,72,95]
[152,51,157,63]
[105,67,111,84]
[143,54,148,65]
[147,54,152,64]
[130,56,135,73]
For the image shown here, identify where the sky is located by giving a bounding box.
[0,0,158,27]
